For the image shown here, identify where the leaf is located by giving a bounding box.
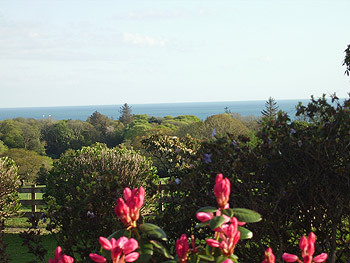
[198,254,215,261]
[221,208,234,218]
[195,221,209,228]
[139,223,167,241]
[150,240,174,259]
[136,239,153,263]
[214,255,228,263]
[238,226,253,240]
[232,208,262,223]
[209,216,226,230]
[107,229,130,240]
[196,206,217,213]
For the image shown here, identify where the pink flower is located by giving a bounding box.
[176,234,189,263]
[262,247,275,263]
[48,246,74,263]
[89,236,139,263]
[114,187,145,228]
[222,260,234,263]
[214,174,231,209]
[206,217,240,257]
[282,232,328,263]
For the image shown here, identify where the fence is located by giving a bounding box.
[19,184,46,214]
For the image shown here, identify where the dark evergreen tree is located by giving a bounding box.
[343,44,350,76]
[261,97,279,119]
[119,103,133,126]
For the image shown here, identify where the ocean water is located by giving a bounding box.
[0,100,310,121]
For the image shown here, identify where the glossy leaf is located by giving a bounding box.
[196,206,217,213]
[150,240,174,259]
[238,226,253,240]
[232,208,262,223]
[136,239,153,263]
[195,221,209,228]
[209,216,226,230]
[139,223,167,241]
[198,254,215,261]
[221,208,234,218]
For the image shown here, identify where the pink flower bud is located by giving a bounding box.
[62,255,74,263]
[282,253,299,262]
[214,174,231,209]
[176,234,189,260]
[313,253,328,262]
[196,212,213,222]
[123,187,132,201]
[99,237,112,250]
[222,260,234,263]
[206,239,220,248]
[89,253,107,263]
[262,247,275,263]
[299,236,308,251]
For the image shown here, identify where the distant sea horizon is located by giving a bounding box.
[0,99,313,121]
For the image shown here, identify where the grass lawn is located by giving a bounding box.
[4,233,57,262]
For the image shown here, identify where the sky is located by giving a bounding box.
[0,0,349,108]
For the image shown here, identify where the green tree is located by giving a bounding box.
[261,96,279,119]
[1,149,52,184]
[0,157,20,263]
[119,103,134,126]
[0,141,8,154]
[343,44,350,76]
[44,144,158,261]
[0,120,25,148]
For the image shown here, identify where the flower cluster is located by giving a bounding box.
[282,232,328,263]
[114,187,145,228]
[89,236,139,263]
[262,248,275,263]
[49,246,74,263]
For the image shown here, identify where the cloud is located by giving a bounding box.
[122,33,167,47]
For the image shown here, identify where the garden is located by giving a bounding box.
[1,95,350,263]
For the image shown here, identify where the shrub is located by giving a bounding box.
[0,157,20,263]
[44,143,158,262]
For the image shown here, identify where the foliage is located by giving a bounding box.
[261,96,279,119]
[0,157,21,220]
[343,44,350,76]
[19,213,48,263]
[119,103,134,126]
[0,140,8,154]
[0,148,52,184]
[0,157,20,263]
[44,144,159,261]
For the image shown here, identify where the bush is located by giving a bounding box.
[44,144,159,262]
[0,157,20,263]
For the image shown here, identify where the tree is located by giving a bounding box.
[343,44,350,76]
[119,103,134,126]
[261,96,279,119]
[1,149,52,184]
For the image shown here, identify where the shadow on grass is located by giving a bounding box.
[4,233,57,263]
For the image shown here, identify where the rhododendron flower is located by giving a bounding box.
[214,174,231,209]
[262,247,275,263]
[89,236,139,263]
[282,232,328,263]
[114,187,145,228]
[206,217,240,257]
[49,246,74,263]
[176,234,189,262]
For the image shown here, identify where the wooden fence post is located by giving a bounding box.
[31,184,36,213]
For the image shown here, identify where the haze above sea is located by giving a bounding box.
[0,100,311,121]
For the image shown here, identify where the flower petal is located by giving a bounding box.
[282,253,299,262]
[89,253,106,263]
[123,238,139,254]
[125,252,139,262]
[313,253,328,262]
[99,237,112,250]
[206,239,220,247]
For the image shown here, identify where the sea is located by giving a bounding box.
[0,100,311,121]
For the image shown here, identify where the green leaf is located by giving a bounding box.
[232,208,262,223]
[198,254,215,261]
[107,229,130,240]
[196,206,217,213]
[139,223,167,241]
[238,226,253,240]
[195,221,209,228]
[221,208,234,218]
[136,239,153,263]
[150,240,174,259]
[214,255,228,263]
[209,216,226,230]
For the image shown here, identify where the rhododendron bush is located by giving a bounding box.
[48,174,328,263]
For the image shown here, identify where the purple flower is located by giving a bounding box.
[298,140,302,147]
[203,153,212,163]
[290,128,296,134]
[232,140,238,147]
[211,128,216,138]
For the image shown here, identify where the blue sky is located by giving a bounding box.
[0,0,349,108]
